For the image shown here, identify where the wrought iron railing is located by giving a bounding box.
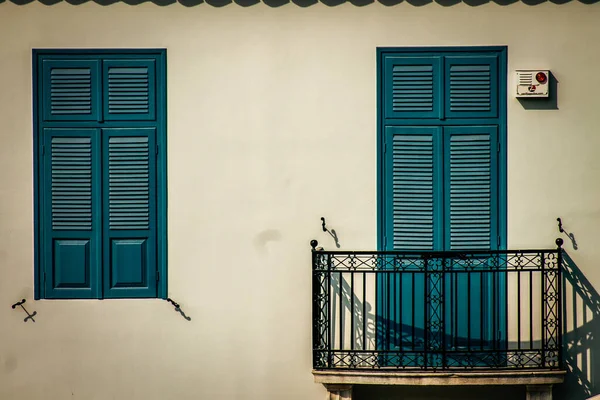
[311,239,563,371]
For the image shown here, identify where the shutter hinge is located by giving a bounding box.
[156,271,160,282]
[497,236,501,247]
[497,142,500,153]
[43,272,46,283]
[156,145,159,155]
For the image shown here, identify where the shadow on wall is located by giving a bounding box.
[555,253,600,400]
[1,0,599,7]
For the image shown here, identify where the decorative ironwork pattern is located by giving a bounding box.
[311,240,564,371]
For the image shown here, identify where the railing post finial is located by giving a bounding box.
[556,237,564,248]
[310,240,318,251]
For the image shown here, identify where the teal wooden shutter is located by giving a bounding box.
[103,59,157,121]
[36,50,166,300]
[41,60,101,122]
[444,126,498,250]
[444,126,499,348]
[444,56,498,119]
[382,126,443,354]
[102,128,157,298]
[42,129,102,299]
[384,126,443,251]
[383,57,442,120]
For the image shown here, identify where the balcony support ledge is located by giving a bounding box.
[314,370,565,400]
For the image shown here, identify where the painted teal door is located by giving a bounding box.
[378,48,507,365]
[35,51,166,299]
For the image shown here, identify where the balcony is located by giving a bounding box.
[311,239,567,399]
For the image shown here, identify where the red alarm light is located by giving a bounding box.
[535,72,548,84]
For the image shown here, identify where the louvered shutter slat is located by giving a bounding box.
[386,127,441,251]
[384,57,441,119]
[42,60,100,121]
[50,138,92,230]
[108,135,151,229]
[445,56,498,118]
[445,126,497,250]
[103,60,156,121]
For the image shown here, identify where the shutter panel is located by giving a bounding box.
[102,128,157,298]
[384,56,442,120]
[444,56,498,119]
[43,129,101,299]
[385,126,442,250]
[445,126,498,250]
[103,59,157,121]
[41,60,101,122]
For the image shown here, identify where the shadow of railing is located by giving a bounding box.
[555,253,600,400]
[329,270,430,350]
[329,271,375,350]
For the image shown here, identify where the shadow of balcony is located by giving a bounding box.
[555,253,600,400]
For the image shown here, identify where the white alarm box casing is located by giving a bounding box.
[516,70,550,98]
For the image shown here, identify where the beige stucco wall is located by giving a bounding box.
[0,2,599,399]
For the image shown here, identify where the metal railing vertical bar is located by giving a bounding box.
[374,260,378,356]
[412,271,416,352]
[529,269,533,350]
[480,269,484,352]
[398,268,403,352]
[505,258,509,358]
[386,266,391,353]
[392,263,397,351]
[454,269,458,351]
[557,238,564,369]
[541,248,547,368]
[424,256,429,370]
[362,271,367,351]
[442,257,447,369]
[327,253,332,369]
[312,247,319,369]
[492,258,497,353]
[339,270,343,358]
[351,272,355,352]
[467,270,471,352]
[517,267,521,351]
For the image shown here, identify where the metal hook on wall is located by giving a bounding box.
[166,298,191,321]
[557,217,578,250]
[320,217,341,248]
[557,217,565,234]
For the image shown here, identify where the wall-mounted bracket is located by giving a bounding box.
[320,217,341,248]
[557,217,578,250]
[166,298,191,321]
[11,299,36,323]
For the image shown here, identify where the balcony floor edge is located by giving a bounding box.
[313,369,566,386]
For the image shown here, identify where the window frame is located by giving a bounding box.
[32,49,168,300]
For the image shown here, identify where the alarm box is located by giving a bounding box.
[516,70,550,98]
